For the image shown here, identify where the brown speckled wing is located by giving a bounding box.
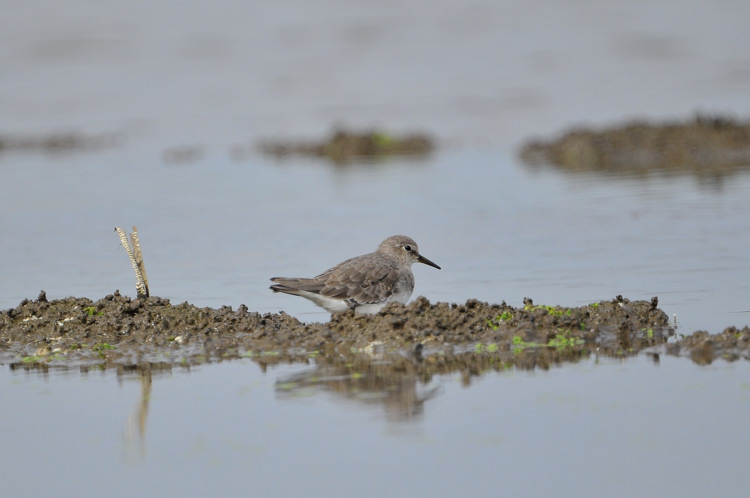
[315,253,399,304]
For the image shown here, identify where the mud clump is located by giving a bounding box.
[664,326,750,365]
[0,131,120,154]
[1,291,746,376]
[258,128,434,164]
[519,114,750,177]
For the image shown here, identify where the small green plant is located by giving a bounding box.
[488,311,513,330]
[512,331,584,352]
[589,302,600,308]
[372,131,395,148]
[475,343,500,353]
[92,343,115,352]
[524,304,572,317]
[511,336,543,351]
[92,343,115,358]
[547,330,585,349]
[83,306,103,316]
[243,350,281,357]
[474,342,498,353]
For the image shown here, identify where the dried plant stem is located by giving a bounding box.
[115,226,150,298]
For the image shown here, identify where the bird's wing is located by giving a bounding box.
[316,254,399,304]
[270,277,325,294]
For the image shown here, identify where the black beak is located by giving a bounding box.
[417,254,441,270]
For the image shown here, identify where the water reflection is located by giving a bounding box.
[524,159,750,192]
[272,346,595,421]
[123,370,152,462]
[275,354,442,422]
[3,349,746,497]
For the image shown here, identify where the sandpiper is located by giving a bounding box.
[270,235,440,314]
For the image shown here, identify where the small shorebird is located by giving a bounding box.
[270,235,441,314]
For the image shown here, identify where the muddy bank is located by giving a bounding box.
[258,128,434,164]
[519,115,750,177]
[663,327,750,365]
[0,131,120,154]
[3,291,746,376]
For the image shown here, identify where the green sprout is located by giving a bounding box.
[92,343,115,352]
[92,343,115,358]
[511,336,543,351]
[475,343,500,353]
[84,306,103,316]
[524,304,573,317]
[372,131,395,148]
[547,330,585,350]
[488,311,513,330]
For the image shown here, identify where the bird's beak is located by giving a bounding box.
[417,254,441,270]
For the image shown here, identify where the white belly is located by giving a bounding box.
[354,287,412,315]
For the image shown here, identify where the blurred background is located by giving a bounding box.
[1,0,749,331]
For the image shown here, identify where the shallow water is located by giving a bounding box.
[2,146,749,333]
[1,0,750,494]
[4,356,749,497]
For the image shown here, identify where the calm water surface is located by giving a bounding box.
[4,356,749,497]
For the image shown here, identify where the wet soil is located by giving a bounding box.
[0,131,121,153]
[519,115,750,177]
[257,128,434,164]
[2,291,747,378]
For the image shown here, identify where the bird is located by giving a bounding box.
[270,235,440,314]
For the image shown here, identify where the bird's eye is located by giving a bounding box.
[404,245,412,252]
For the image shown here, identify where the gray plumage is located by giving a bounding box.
[270,235,440,314]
